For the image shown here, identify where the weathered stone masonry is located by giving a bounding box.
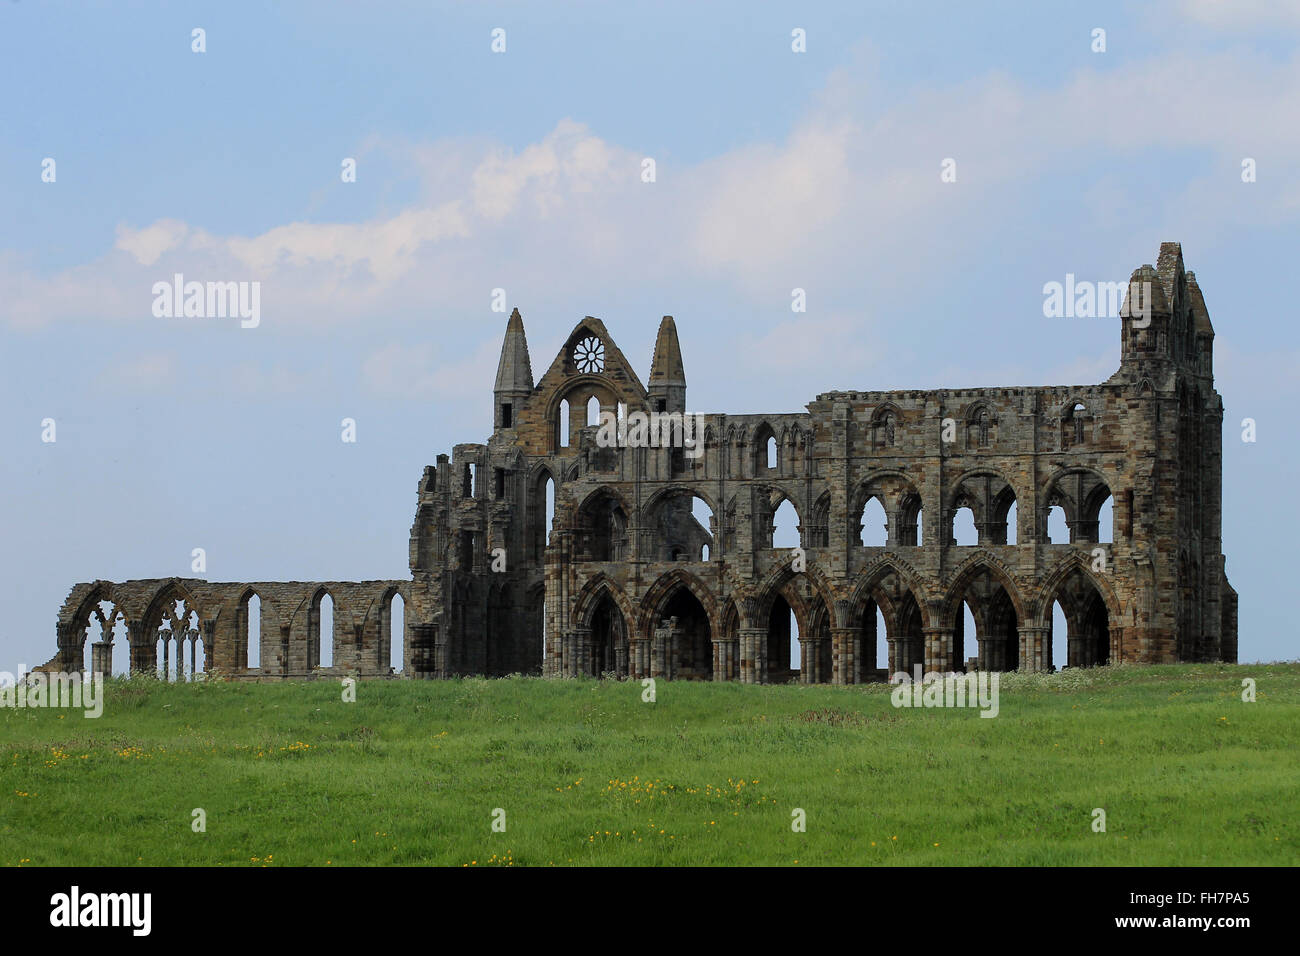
[47,242,1236,682]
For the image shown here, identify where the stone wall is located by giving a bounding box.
[46,242,1235,683]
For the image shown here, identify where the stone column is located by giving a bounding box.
[1018,625,1049,673]
[981,633,1009,672]
[90,641,112,678]
[202,620,216,675]
[128,621,155,677]
[738,628,763,684]
[663,625,680,680]
[754,628,769,684]
[798,639,813,684]
[1067,618,1083,669]
[279,624,291,677]
[433,631,447,678]
[628,638,650,680]
[574,626,592,677]
[1108,624,1124,666]
[923,626,954,674]
[560,630,575,677]
[713,637,738,681]
[891,635,922,677]
[830,627,855,684]
[651,624,669,679]
[409,623,437,679]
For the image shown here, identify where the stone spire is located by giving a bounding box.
[649,315,686,387]
[494,308,534,393]
[648,315,686,413]
[1186,270,1214,337]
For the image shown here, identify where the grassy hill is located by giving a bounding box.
[2,662,1296,866]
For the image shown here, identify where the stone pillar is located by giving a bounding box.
[560,630,575,677]
[830,627,855,684]
[981,633,1011,672]
[52,625,80,674]
[651,623,669,679]
[574,626,592,677]
[1018,625,1049,673]
[90,641,112,677]
[738,628,763,684]
[433,631,447,678]
[798,639,813,684]
[1108,624,1124,666]
[202,620,216,675]
[1067,617,1083,669]
[128,621,156,677]
[542,626,556,677]
[891,635,922,677]
[409,623,437,679]
[923,626,954,674]
[628,638,650,680]
[661,624,680,680]
[713,637,738,681]
[279,624,291,677]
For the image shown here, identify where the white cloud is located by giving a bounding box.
[114,220,190,266]
[1176,0,1300,28]
[8,43,1300,339]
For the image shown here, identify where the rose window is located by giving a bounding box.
[574,336,605,374]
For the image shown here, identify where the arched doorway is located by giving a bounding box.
[766,594,798,683]
[590,592,627,677]
[656,586,712,680]
[1048,568,1111,669]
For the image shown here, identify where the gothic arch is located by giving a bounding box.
[964,400,995,448]
[547,376,620,418]
[1035,551,1123,628]
[1042,466,1115,542]
[286,586,357,636]
[637,568,720,640]
[572,573,638,632]
[752,421,779,473]
[945,467,1023,508]
[573,483,635,519]
[846,555,933,631]
[641,482,721,519]
[751,559,838,631]
[64,582,118,636]
[850,469,921,517]
[141,579,205,633]
[939,551,1027,630]
[870,402,903,449]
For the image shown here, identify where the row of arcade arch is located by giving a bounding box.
[69,585,408,678]
[568,555,1116,682]
[560,467,1117,569]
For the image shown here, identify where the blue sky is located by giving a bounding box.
[2,0,1297,670]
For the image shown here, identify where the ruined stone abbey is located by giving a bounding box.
[46,242,1237,683]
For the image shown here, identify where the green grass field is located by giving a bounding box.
[2,663,1296,866]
